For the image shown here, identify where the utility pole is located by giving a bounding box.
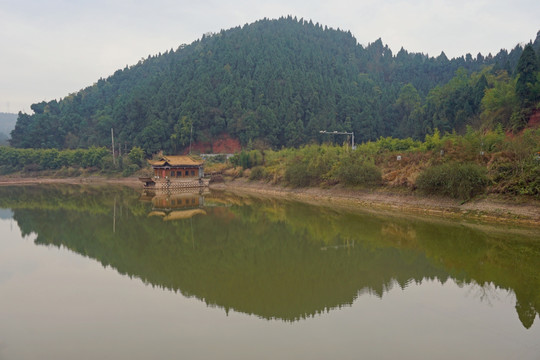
[319,130,356,149]
[189,123,193,154]
[111,128,116,165]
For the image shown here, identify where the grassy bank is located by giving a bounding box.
[211,127,540,201]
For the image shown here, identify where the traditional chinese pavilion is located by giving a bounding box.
[139,155,209,189]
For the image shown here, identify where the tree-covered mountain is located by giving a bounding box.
[10,17,540,153]
[0,112,17,145]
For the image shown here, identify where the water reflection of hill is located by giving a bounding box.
[1,185,538,327]
[0,208,13,219]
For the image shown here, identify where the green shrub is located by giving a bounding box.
[0,146,111,171]
[284,157,312,187]
[122,164,140,177]
[335,154,381,186]
[249,166,267,181]
[128,146,145,166]
[422,129,443,151]
[229,150,264,169]
[39,149,60,169]
[416,162,488,199]
[375,136,422,152]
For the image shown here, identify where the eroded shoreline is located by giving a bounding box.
[211,179,540,227]
[1,175,538,227]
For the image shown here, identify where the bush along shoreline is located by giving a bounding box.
[221,127,540,201]
[0,146,146,178]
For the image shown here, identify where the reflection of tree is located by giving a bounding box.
[516,300,537,329]
[409,221,540,329]
[465,282,504,307]
[1,185,539,328]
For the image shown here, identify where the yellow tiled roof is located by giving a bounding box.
[148,155,204,167]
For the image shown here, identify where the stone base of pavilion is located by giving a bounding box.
[139,177,210,190]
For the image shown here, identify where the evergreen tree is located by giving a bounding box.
[516,44,539,108]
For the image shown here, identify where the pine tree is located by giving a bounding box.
[516,44,539,108]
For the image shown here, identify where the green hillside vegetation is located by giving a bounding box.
[9,17,540,153]
[1,124,539,198]
[225,126,540,198]
[0,145,145,177]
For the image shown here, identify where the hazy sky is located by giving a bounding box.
[1,0,539,114]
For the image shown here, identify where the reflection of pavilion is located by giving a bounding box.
[140,188,209,221]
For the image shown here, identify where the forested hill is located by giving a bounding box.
[10,17,540,153]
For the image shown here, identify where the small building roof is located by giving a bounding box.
[148,155,204,167]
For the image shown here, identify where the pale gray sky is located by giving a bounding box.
[1,0,539,113]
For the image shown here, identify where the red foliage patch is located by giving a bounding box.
[182,134,242,154]
[505,109,540,138]
[528,109,540,128]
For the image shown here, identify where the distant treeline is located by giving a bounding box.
[8,17,540,154]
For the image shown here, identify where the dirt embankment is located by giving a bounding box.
[211,178,540,227]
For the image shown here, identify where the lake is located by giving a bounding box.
[0,184,539,359]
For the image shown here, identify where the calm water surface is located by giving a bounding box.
[0,185,539,359]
